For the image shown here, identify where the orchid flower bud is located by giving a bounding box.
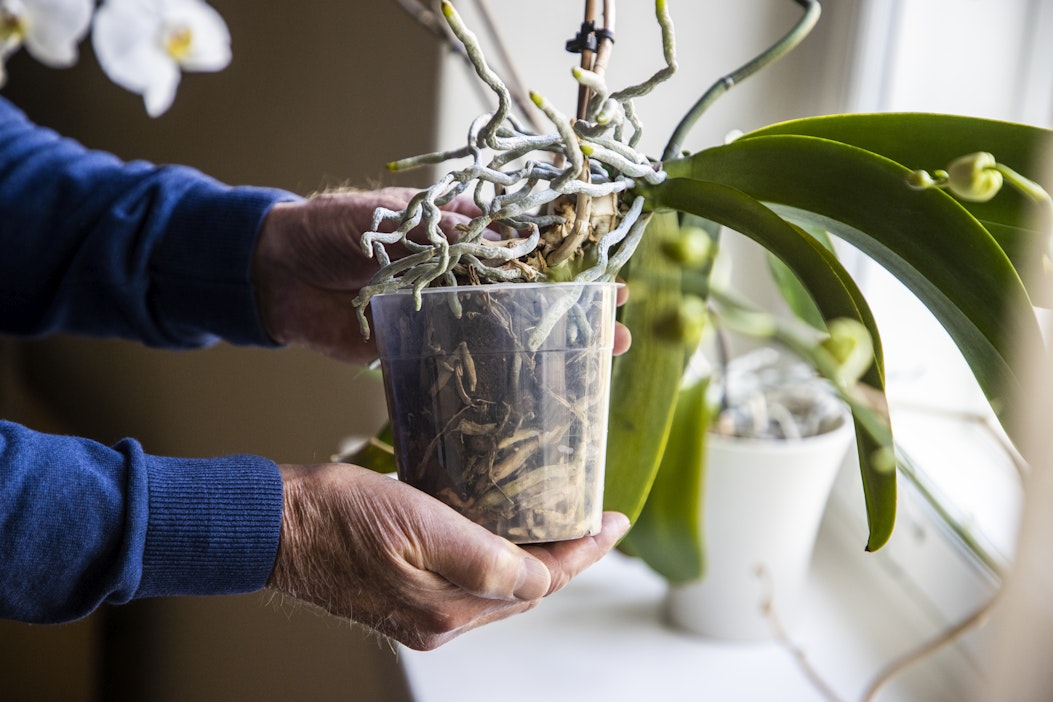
[653,294,707,347]
[870,446,898,475]
[819,317,874,386]
[945,151,1004,202]
[660,226,713,268]
[724,129,744,145]
[905,169,937,190]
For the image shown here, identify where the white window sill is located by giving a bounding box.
[400,497,991,702]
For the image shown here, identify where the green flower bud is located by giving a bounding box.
[945,152,1004,202]
[653,294,707,347]
[660,226,713,267]
[869,446,897,475]
[905,169,937,190]
[819,317,874,385]
[724,129,744,145]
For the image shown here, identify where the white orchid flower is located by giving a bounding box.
[0,0,93,85]
[92,0,230,117]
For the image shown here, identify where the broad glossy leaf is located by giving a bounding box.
[622,377,710,583]
[604,211,689,523]
[663,135,1044,447]
[767,224,836,330]
[646,178,896,551]
[741,113,1053,282]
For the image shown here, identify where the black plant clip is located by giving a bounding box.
[565,21,614,54]
[566,20,597,53]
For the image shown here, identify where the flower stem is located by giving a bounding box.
[996,162,1052,204]
[662,0,821,161]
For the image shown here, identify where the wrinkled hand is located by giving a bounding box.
[253,187,481,364]
[267,463,629,650]
[253,187,631,363]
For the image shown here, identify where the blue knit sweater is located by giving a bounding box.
[0,96,301,623]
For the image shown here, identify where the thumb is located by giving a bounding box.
[423,520,552,602]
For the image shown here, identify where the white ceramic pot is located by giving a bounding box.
[665,417,854,640]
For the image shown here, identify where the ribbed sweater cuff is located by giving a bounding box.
[135,453,283,598]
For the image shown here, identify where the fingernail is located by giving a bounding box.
[607,512,631,539]
[513,557,550,601]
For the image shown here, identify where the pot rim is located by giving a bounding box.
[706,411,855,451]
[371,280,623,298]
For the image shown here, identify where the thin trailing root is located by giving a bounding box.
[588,195,647,276]
[440,1,511,146]
[609,0,677,103]
[529,90,584,190]
[351,0,674,339]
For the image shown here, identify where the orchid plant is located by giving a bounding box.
[0,0,230,116]
[362,0,1053,585]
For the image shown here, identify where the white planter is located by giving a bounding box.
[665,417,854,640]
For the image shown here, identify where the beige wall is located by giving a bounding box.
[0,1,442,700]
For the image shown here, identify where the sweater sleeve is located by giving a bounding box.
[0,420,284,623]
[0,98,295,622]
[0,96,302,347]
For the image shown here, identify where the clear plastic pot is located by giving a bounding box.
[371,282,618,543]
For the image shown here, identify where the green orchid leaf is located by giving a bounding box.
[742,113,1053,219]
[663,135,1044,447]
[622,377,711,583]
[982,221,1044,274]
[767,254,824,329]
[649,180,887,387]
[767,224,836,330]
[739,113,1053,288]
[646,177,895,551]
[604,210,690,523]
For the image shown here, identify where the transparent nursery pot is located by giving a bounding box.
[370,281,619,543]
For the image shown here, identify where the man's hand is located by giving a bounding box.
[252,188,631,363]
[252,187,481,364]
[267,463,629,650]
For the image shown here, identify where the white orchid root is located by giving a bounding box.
[351,0,677,338]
